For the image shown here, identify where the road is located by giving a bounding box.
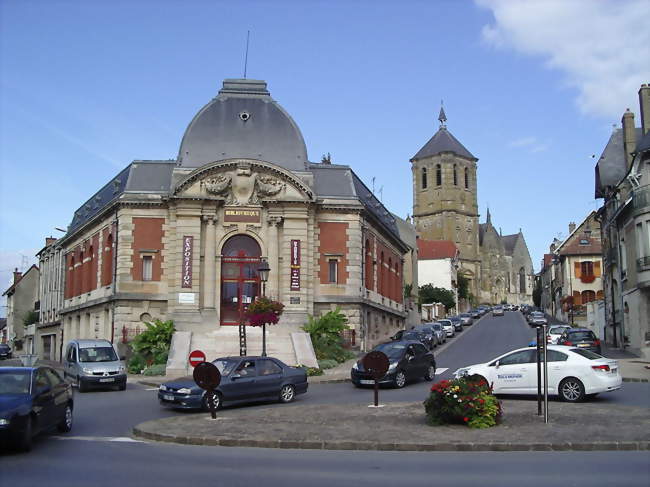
[2,311,649,486]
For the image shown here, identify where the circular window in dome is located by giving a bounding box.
[239,111,251,122]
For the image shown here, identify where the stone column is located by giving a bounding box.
[267,216,281,300]
[203,215,217,309]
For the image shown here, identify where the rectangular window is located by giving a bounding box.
[142,256,153,281]
[328,259,338,283]
[580,261,594,276]
[620,237,627,279]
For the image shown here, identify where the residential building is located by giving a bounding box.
[36,237,65,361]
[417,239,459,313]
[2,266,40,354]
[595,84,650,356]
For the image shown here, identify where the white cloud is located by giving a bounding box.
[476,0,650,120]
[508,136,548,153]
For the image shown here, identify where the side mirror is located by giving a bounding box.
[119,356,126,361]
[494,361,500,369]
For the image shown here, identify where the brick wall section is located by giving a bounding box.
[375,240,402,302]
[131,217,165,281]
[318,222,349,284]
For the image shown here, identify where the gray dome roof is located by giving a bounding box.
[178,79,308,171]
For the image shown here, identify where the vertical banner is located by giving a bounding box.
[182,236,193,288]
[290,239,301,291]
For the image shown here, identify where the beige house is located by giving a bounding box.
[2,266,40,354]
[56,79,415,375]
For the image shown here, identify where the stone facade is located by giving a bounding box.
[2,266,39,354]
[36,238,65,361]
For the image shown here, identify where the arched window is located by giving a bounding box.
[77,250,84,296]
[519,267,526,294]
[436,164,442,186]
[365,239,373,290]
[102,234,114,287]
[379,252,385,296]
[395,262,400,302]
[87,246,94,292]
[464,167,469,189]
[421,167,427,189]
[581,290,596,304]
[220,234,262,326]
[453,165,458,186]
[68,254,75,298]
[388,258,393,300]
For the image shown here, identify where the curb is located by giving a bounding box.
[131,427,649,452]
[622,377,649,383]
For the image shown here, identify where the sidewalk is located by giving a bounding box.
[133,398,650,452]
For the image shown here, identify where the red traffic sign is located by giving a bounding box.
[188,350,206,368]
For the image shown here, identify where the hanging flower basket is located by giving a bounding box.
[245,297,284,327]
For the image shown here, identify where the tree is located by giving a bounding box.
[419,284,456,311]
[532,278,542,308]
[457,274,470,300]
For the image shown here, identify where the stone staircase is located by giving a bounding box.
[165,323,318,378]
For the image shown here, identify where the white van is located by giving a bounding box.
[63,339,127,392]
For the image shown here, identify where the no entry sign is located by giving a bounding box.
[188,350,206,368]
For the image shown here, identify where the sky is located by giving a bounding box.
[1,0,649,314]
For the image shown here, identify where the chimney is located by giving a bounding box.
[550,243,556,253]
[621,108,636,168]
[45,237,58,247]
[639,84,650,136]
[568,222,576,234]
[13,268,22,284]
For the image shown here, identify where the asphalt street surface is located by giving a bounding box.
[2,311,649,486]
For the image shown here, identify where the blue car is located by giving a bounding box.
[158,356,308,411]
[0,366,74,451]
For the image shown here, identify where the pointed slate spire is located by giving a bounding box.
[438,100,447,128]
[486,206,492,224]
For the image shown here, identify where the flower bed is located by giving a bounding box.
[424,375,502,429]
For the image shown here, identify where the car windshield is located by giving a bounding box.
[212,359,239,376]
[414,326,432,333]
[0,370,31,394]
[571,349,603,359]
[373,342,407,359]
[79,346,118,363]
[549,326,568,334]
[438,320,451,326]
[569,331,596,341]
[431,324,442,331]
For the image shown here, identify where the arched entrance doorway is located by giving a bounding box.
[220,235,261,326]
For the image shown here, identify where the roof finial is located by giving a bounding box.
[438,99,447,128]
[486,205,491,224]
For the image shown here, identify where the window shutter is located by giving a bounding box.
[594,261,601,277]
[574,261,582,278]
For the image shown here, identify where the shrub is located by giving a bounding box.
[424,374,502,429]
[305,367,324,376]
[130,319,175,366]
[318,359,339,370]
[302,307,353,363]
[127,354,147,374]
[143,363,167,376]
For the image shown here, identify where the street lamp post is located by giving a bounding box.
[258,259,271,357]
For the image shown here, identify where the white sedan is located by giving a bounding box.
[453,345,621,402]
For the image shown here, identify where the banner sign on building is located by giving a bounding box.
[224,208,261,223]
[290,239,300,291]
[182,236,193,288]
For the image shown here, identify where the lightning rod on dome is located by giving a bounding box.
[243,30,250,79]
[438,99,447,128]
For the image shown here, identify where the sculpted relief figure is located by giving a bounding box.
[250,174,285,204]
[204,174,233,201]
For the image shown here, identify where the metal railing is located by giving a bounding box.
[633,186,650,211]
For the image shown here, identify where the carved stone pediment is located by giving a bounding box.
[174,159,313,205]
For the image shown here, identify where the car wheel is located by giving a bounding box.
[15,416,33,452]
[279,384,296,403]
[78,377,87,393]
[57,405,73,433]
[201,391,222,411]
[393,371,407,388]
[559,377,585,402]
[424,364,436,381]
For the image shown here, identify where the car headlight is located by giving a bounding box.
[0,418,9,426]
[388,362,398,371]
[454,367,470,378]
[118,365,126,373]
[352,362,359,371]
[159,385,167,391]
[82,368,93,375]
[177,387,193,394]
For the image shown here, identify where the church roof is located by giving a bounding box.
[417,239,458,260]
[178,79,308,171]
[501,234,519,255]
[411,127,476,161]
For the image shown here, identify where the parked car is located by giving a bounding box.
[557,328,602,354]
[470,309,482,319]
[428,322,447,344]
[159,356,308,411]
[449,316,463,332]
[437,319,455,338]
[0,344,12,360]
[392,329,434,350]
[351,340,436,388]
[453,345,621,402]
[0,366,73,451]
[528,312,548,327]
[63,339,127,392]
[492,306,504,317]
[547,325,571,344]
[459,313,473,326]
[411,324,440,349]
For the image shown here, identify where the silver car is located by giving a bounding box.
[438,319,455,338]
[459,313,473,326]
[529,312,548,327]
[428,322,447,344]
[63,339,127,392]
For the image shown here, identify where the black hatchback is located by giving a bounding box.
[557,328,602,354]
[390,329,433,350]
[351,340,436,388]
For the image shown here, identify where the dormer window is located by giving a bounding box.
[579,238,590,245]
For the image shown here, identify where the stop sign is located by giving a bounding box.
[188,350,206,368]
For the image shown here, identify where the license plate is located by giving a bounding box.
[578,343,589,347]
[360,379,375,385]
[99,378,114,383]
[163,394,175,401]
[611,368,617,374]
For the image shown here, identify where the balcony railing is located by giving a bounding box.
[637,256,650,272]
[633,186,650,211]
